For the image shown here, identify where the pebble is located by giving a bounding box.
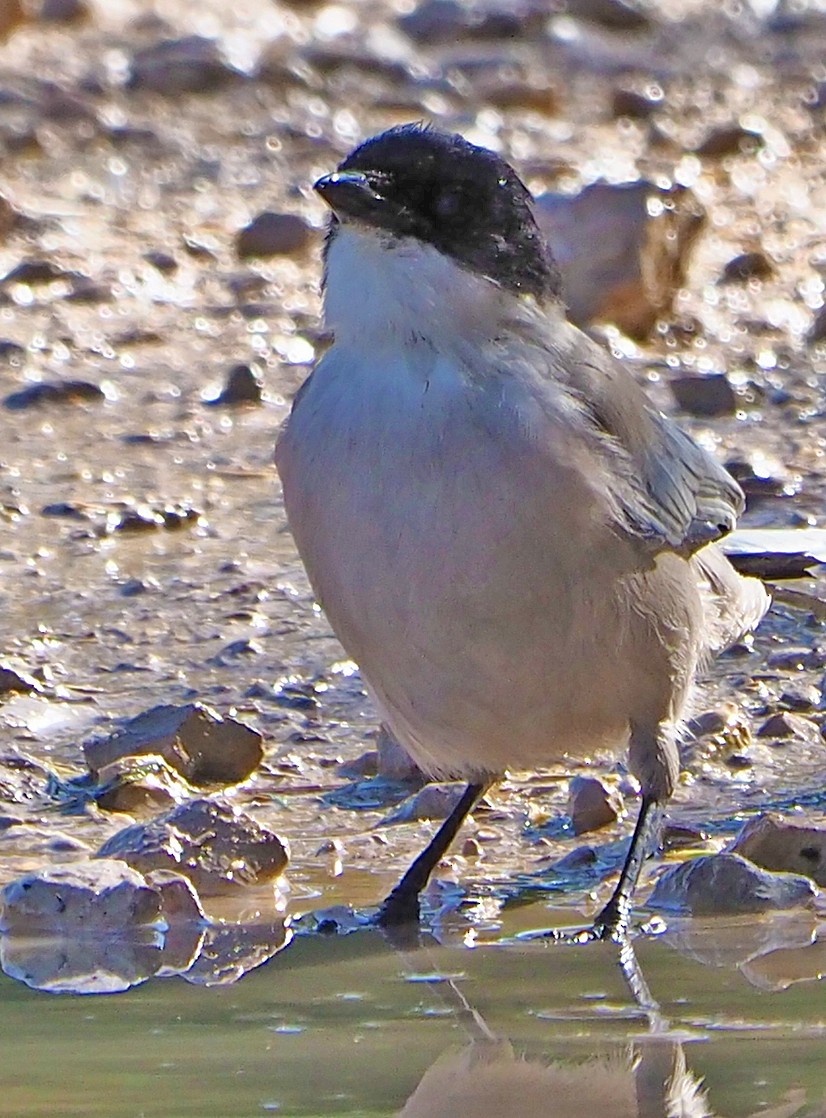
[566,0,651,30]
[729,814,826,887]
[83,701,263,786]
[206,362,263,406]
[807,306,826,345]
[381,783,466,825]
[756,711,822,744]
[0,664,41,696]
[377,723,425,783]
[399,0,545,43]
[3,380,104,410]
[611,85,662,119]
[778,683,821,713]
[128,36,242,94]
[96,798,289,896]
[648,852,817,915]
[720,251,774,284]
[235,212,314,259]
[143,249,178,274]
[567,775,624,835]
[36,0,89,21]
[93,754,193,813]
[669,373,738,418]
[694,124,764,158]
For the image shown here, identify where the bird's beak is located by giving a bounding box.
[314,171,385,222]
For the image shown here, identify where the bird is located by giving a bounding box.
[275,123,769,941]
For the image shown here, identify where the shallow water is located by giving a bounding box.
[2,905,826,1117]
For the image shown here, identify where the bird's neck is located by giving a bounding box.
[322,225,523,354]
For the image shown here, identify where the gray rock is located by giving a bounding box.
[0,858,203,934]
[399,0,545,42]
[648,852,817,916]
[381,783,466,825]
[0,664,42,696]
[729,814,826,887]
[535,181,704,340]
[236,212,313,259]
[127,36,242,94]
[83,702,263,786]
[376,723,426,783]
[757,711,822,744]
[96,797,289,896]
[720,251,774,284]
[568,775,624,835]
[669,373,738,418]
[206,362,263,406]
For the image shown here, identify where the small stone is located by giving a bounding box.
[611,85,662,119]
[381,783,466,825]
[551,845,598,871]
[144,249,178,274]
[0,664,41,696]
[1,259,68,285]
[807,306,826,345]
[94,754,193,813]
[83,702,263,786]
[377,723,426,783]
[694,125,764,158]
[461,837,482,858]
[720,251,774,284]
[206,363,263,406]
[565,0,650,30]
[37,0,89,21]
[535,181,704,340]
[3,380,104,410]
[648,852,816,916]
[661,823,707,851]
[399,0,545,42]
[128,36,242,93]
[729,814,826,888]
[41,501,88,519]
[568,775,624,835]
[757,711,822,744]
[778,683,821,714]
[96,798,289,896]
[0,338,25,362]
[235,212,314,259]
[336,750,379,779]
[669,373,738,418]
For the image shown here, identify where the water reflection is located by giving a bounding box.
[0,918,825,1117]
[0,917,291,993]
[397,1030,709,1118]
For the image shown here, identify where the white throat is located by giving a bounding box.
[322,224,511,351]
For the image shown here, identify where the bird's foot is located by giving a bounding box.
[538,896,631,946]
[375,887,421,929]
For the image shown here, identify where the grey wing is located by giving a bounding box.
[558,330,744,554]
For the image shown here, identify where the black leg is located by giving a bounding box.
[591,793,663,942]
[377,780,489,927]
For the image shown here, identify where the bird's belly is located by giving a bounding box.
[277,357,698,779]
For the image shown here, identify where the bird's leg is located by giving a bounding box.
[542,793,664,946]
[590,794,663,942]
[377,780,490,927]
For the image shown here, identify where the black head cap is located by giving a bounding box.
[315,123,561,302]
